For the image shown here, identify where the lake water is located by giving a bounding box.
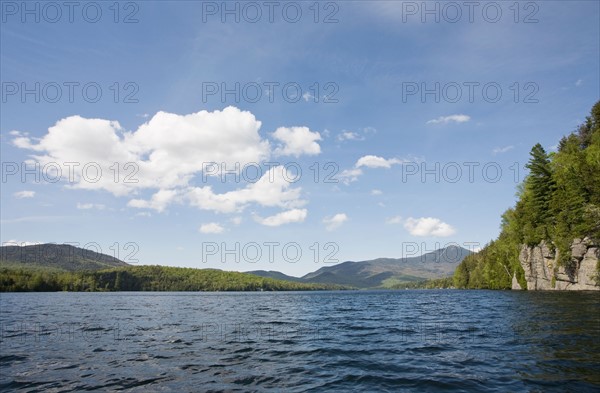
[1,290,599,392]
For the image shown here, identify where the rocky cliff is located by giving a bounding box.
[518,238,599,290]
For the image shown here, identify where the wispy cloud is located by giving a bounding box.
[385,216,402,224]
[2,240,42,247]
[337,131,363,142]
[1,216,71,224]
[302,92,315,102]
[14,190,35,199]
[77,203,106,210]
[336,127,376,142]
[492,145,514,154]
[426,114,470,125]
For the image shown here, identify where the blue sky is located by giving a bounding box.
[1,1,599,276]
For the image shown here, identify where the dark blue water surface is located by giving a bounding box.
[1,290,599,392]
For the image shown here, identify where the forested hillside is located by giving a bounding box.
[0,266,347,292]
[454,101,600,289]
[1,243,129,271]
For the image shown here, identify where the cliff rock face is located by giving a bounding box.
[519,238,599,290]
[511,273,522,290]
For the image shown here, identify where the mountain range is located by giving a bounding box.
[1,244,471,289]
[248,245,472,288]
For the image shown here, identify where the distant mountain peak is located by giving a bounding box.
[252,245,473,289]
[1,243,129,272]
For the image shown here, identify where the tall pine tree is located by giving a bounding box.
[524,143,555,242]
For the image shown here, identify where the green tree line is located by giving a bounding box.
[389,277,454,289]
[454,101,600,289]
[0,265,347,292]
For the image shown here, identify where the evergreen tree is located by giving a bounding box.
[525,143,554,220]
[524,143,555,242]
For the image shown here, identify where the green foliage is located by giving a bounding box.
[453,238,522,290]
[380,274,431,288]
[0,266,347,292]
[390,277,454,289]
[454,101,600,288]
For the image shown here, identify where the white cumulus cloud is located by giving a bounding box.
[128,189,179,213]
[339,155,407,184]
[404,217,456,237]
[184,166,305,214]
[254,208,307,227]
[323,213,348,231]
[338,168,364,184]
[356,155,403,169]
[12,107,270,196]
[272,126,322,157]
[12,107,318,221]
[199,222,225,234]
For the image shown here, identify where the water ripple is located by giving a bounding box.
[0,290,598,392]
